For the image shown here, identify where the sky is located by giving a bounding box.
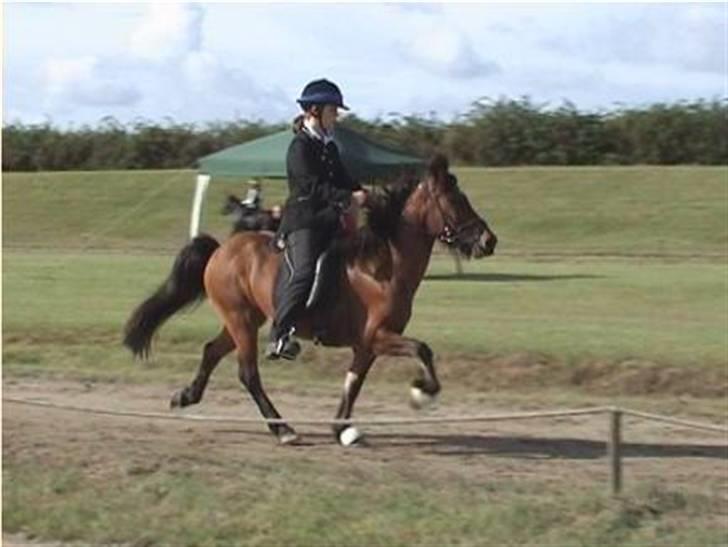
[4,2,727,127]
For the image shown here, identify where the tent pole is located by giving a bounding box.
[190,174,211,239]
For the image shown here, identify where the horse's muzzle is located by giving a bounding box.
[472,231,497,258]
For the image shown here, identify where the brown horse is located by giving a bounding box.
[123,154,497,446]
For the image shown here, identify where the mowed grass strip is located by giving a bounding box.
[4,166,727,256]
[3,251,726,377]
[3,166,727,390]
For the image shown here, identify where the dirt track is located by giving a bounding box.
[4,376,728,502]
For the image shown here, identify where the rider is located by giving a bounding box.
[240,179,262,211]
[265,78,368,360]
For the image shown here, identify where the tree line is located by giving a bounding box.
[3,98,725,171]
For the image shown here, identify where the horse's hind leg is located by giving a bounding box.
[231,316,299,445]
[171,328,234,409]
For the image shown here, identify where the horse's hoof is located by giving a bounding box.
[338,426,365,447]
[170,390,187,409]
[410,386,437,410]
[278,429,300,445]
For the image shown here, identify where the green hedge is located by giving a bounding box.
[3,98,725,171]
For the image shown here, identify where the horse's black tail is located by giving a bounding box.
[123,234,220,359]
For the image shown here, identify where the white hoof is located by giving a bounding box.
[339,426,364,447]
[279,431,300,445]
[410,386,437,410]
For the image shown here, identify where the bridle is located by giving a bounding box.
[422,178,482,246]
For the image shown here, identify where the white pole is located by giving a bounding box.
[190,173,211,239]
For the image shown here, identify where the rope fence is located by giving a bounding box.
[2,397,613,425]
[620,408,728,434]
[5,396,727,496]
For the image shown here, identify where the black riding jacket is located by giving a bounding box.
[278,129,361,236]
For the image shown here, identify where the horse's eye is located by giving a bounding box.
[446,174,458,190]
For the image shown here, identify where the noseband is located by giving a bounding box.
[423,181,481,246]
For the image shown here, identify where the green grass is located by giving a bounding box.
[3,251,727,370]
[456,166,728,257]
[2,249,727,401]
[2,169,285,251]
[3,166,728,547]
[2,166,727,391]
[4,166,727,255]
[422,257,727,367]
[4,458,727,546]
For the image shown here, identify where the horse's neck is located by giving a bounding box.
[389,218,435,298]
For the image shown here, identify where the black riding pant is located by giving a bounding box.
[270,228,326,341]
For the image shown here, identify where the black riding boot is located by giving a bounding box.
[265,327,302,361]
[266,229,323,361]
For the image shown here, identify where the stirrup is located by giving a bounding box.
[265,329,301,361]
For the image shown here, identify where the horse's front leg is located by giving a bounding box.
[372,330,441,409]
[332,350,375,446]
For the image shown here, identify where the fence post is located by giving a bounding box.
[608,408,623,496]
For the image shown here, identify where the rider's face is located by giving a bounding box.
[320,104,339,132]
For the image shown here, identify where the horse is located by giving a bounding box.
[123,154,497,446]
[221,194,281,233]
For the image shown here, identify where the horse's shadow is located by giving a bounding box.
[221,429,727,460]
[424,273,604,283]
[371,432,728,460]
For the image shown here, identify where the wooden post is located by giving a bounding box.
[608,409,623,496]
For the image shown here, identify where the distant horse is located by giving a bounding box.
[221,194,281,233]
[123,154,497,446]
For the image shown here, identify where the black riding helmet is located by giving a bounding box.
[297,79,349,111]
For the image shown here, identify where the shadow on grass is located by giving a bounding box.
[220,429,727,460]
[373,432,728,460]
[424,272,604,282]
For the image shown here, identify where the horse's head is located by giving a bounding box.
[222,194,241,215]
[416,154,497,258]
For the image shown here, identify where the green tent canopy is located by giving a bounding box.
[190,126,424,237]
[197,126,424,182]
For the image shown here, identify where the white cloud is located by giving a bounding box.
[397,3,443,15]
[181,51,290,119]
[182,51,224,90]
[6,3,725,127]
[540,4,725,76]
[129,3,204,62]
[32,3,290,123]
[3,109,53,126]
[44,56,141,109]
[674,4,725,73]
[402,27,501,79]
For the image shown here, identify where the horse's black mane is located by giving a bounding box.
[363,172,419,239]
[348,170,420,270]
[349,155,449,271]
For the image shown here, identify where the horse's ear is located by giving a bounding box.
[427,153,449,179]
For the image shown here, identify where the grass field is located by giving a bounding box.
[4,166,727,255]
[3,166,728,546]
[4,166,727,380]
[4,454,725,547]
[2,251,727,384]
